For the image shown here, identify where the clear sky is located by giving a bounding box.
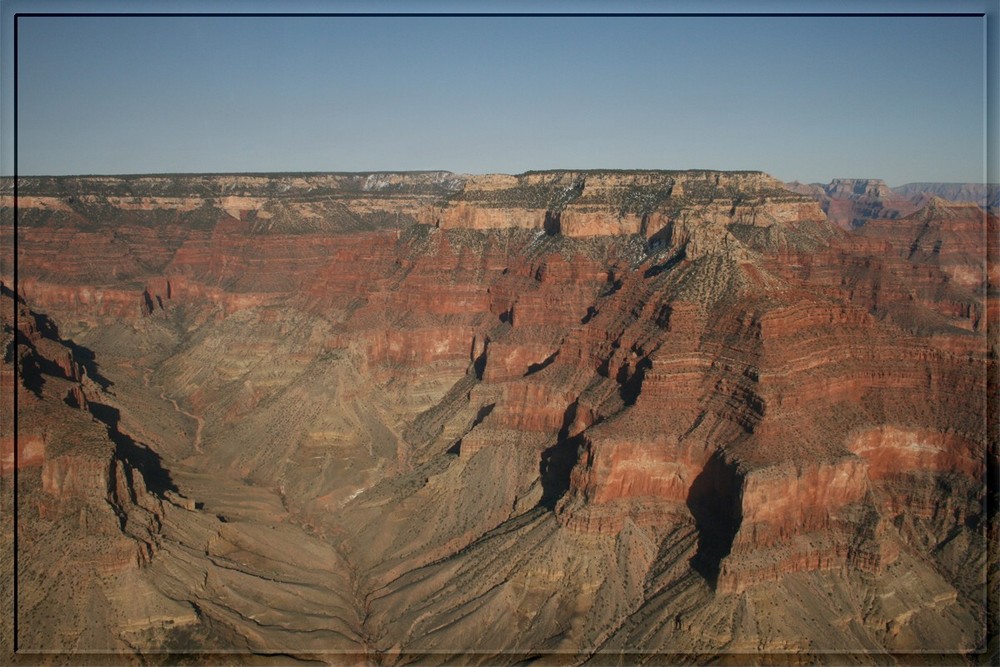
[2,1,995,185]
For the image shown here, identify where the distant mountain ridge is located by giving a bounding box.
[893,182,1000,210]
[784,178,917,229]
[784,178,998,229]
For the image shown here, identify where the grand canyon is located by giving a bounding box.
[0,169,995,664]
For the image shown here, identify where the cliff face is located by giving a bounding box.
[2,170,992,660]
[786,178,919,229]
[0,284,177,653]
[425,170,823,239]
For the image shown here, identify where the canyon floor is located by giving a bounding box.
[0,170,996,665]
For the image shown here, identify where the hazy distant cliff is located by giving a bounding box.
[786,178,999,228]
[893,182,1000,210]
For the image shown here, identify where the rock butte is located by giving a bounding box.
[0,169,995,663]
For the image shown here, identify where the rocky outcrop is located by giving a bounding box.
[1,282,180,658]
[1,282,163,555]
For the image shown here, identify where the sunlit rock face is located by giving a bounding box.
[1,170,992,661]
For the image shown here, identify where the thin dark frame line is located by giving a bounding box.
[11,12,988,18]
[8,8,994,661]
[11,11,18,655]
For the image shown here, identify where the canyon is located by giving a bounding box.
[0,169,995,664]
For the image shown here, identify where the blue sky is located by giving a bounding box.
[2,2,995,185]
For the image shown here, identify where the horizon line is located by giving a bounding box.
[3,170,998,188]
